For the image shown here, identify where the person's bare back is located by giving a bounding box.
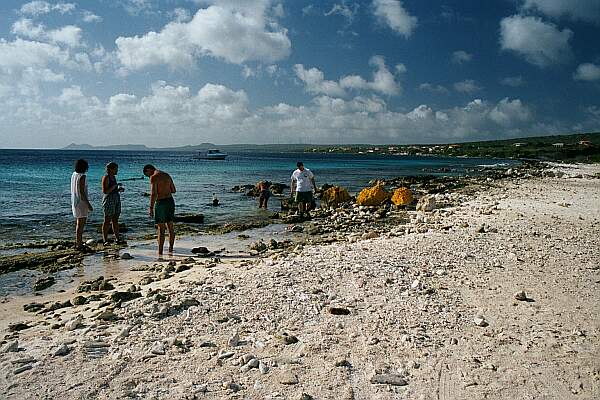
[150,170,176,200]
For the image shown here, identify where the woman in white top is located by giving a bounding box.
[71,159,93,249]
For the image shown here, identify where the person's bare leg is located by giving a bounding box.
[157,224,166,255]
[111,216,120,242]
[298,202,305,216]
[102,215,110,242]
[76,217,86,248]
[167,222,175,253]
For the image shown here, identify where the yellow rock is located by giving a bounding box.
[356,185,390,206]
[322,186,351,207]
[391,187,413,206]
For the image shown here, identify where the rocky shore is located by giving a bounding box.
[0,163,599,399]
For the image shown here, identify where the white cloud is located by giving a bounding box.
[0,76,554,147]
[452,50,472,64]
[82,10,103,23]
[296,56,402,97]
[325,2,360,24]
[302,5,315,16]
[0,39,71,97]
[500,76,525,87]
[11,18,83,48]
[500,15,572,67]
[574,63,600,81]
[372,0,417,38]
[294,65,346,97]
[0,38,69,70]
[169,8,191,22]
[419,83,449,94]
[453,80,482,93]
[120,0,155,16]
[522,0,600,23]
[20,1,76,16]
[116,0,291,70]
[489,98,532,127]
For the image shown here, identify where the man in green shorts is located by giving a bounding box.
[143,164,177,256]
[290,161,317,218]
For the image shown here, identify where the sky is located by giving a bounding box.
[0,0,599,148]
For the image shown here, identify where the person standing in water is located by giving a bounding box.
[71,159,93,249]
[101,162,125,245]
[257,181,270,209]
[290,162,316,218]
[143,164,176,256]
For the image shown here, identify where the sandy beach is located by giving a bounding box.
[1,163,599,400]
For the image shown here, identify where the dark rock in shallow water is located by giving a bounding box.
[33,276,56,291]
[174,214,205,223]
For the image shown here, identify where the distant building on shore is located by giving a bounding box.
[552,143,564,148]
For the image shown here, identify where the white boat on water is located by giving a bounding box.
[196,149,228,160]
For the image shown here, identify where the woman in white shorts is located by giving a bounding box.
[71,159,93,249]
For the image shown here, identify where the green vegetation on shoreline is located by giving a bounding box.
[305,132,600,163]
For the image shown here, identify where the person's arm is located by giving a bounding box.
[290,177,296,195]
[149,175,157,216]
[79,175,93,211]
[170,177,176,194]
[311,176,317,192]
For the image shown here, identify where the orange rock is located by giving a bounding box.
[356,185,390,206]
[391,187,413,206]
[322,186,351,207]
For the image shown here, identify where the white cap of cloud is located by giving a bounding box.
[500,15,573,67]
[522,0,600,23]
[574,63,600,81]
[11,18,82,48]
[115,0,291,70]
[372,0,417,38]
[295,56,402,97]
[454,80,482,93]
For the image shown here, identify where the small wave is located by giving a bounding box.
[478,163,509,168]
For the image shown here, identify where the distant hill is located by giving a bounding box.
[61,142,325,152]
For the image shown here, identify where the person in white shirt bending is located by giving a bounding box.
[290,161,317,218]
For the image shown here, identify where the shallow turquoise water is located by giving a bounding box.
[0,149,513,245]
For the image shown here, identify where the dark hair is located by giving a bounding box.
[106,162,118,171]
[296,161,304,168]
[143,164,155,173]
[74,159,89,173]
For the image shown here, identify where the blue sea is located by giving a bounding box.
[0,149,514,247]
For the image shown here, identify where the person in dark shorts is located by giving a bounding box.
[257,181,271,209]
[143,164,176,256]
[101,162,125,245]
[290,162,316,218]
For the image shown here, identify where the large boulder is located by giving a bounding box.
[356,185,390,206]
[321,186,351,207]
[416,196,436,212]
[391,187,413,206]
